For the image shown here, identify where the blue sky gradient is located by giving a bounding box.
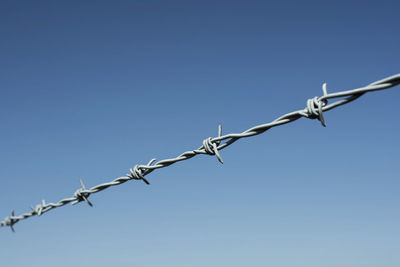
[1,1,399,266]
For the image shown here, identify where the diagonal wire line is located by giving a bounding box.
[1,73,399,231]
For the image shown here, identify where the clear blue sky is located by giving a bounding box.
[1,1,399,266]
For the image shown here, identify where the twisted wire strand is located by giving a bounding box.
[1,73,399,231]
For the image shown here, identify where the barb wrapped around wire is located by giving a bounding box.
[30,200,47,216]
[1,73,399,232]
[72,179,93,207]
[203,124,223,163]
[127,158,157,184]
[304,83,329,126]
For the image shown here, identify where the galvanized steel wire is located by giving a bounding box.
[2,73,400,232]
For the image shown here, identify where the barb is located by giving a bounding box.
[72,179,93,207]
[203,124,224,164]
[30,200,47,216]
[1,73,399,231]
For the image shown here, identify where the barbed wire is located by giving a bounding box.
[1,73,399,232]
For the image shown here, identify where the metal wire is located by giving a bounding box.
[2,73,399,232]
